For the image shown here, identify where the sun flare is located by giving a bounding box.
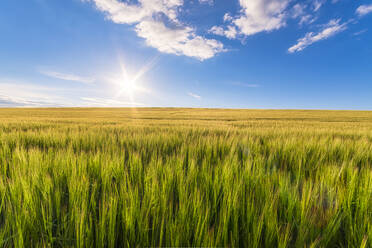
[117,77,138,98]
[122,79,136,96]
[113,55,158,102]
[115,65,139,99]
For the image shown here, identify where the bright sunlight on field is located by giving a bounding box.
[0,108,371,247]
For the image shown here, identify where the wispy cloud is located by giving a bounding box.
[188,92,201,99]
[288,2,372,53]
[353,29,368,36]
[0,77,144,107]
[0,80,70,107]
[0,94,67,107]
[356,4,372,17]
[288,19,348,53]
[199,0,214,5]
[40,70,95,84]
[81,97,145,107]
[313,0,325,12]
[231,82,260,88]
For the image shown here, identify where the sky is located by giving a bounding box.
[0,0,371,109]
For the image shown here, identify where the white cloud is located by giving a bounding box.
[356,4,372,16]
[289,3,318,26]
[188,92,201,99]
[223,13,233,22]
[290,3,317,26]
[84,0,225,60]
[210,0,292,39]
[40,70,95,84]
[85,0,364,57]
[288,19,347,53]
[136,20,225,60]
[209,25,238,39]
[87,0,183,24]
[212,0,341,40]
[233,0,291,36]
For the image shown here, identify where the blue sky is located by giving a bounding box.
[0,0,371,109]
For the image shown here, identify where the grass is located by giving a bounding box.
[0,108,371,247]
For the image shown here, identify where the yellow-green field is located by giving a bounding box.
[0,108,371,247]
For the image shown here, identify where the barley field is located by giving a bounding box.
[0,108,371,247]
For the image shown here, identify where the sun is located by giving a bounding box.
[122,79,136,96]
[117,78,138,98]
[114,64,141,100]
[112,55,159,103]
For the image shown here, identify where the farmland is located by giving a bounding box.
[0,108,371,247]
